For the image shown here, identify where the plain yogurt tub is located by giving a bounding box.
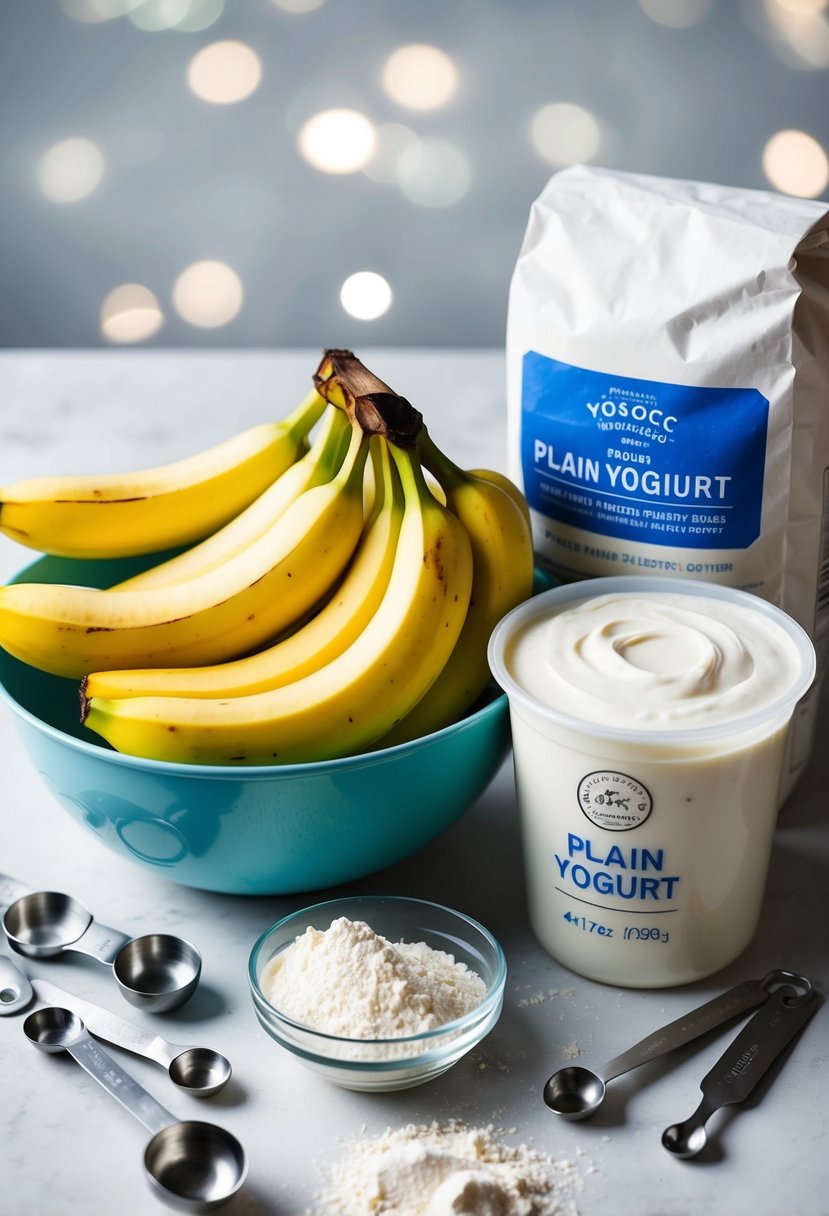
[488,577,815,988]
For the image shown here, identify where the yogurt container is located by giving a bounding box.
[488,577,815,988]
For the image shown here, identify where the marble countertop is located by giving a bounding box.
[0,350,826,1216]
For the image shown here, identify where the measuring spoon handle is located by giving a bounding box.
[695,986,821,1112]
[33,978,180,1068]
[0,952,34,1014]
[602,979,772,1082]
[65,1028,176,1137]
[64,918,133,965]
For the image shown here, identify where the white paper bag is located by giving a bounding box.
[507,165,829,795]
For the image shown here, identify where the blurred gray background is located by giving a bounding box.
[0,0,827,349]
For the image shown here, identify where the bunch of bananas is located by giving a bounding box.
[0,351,533,765]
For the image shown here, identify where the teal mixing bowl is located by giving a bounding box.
[0,553,534,895]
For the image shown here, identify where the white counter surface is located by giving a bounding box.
[0,350,826,1216]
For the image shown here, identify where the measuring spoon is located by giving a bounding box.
[33,978,231,1098]
[662,984,821,1158]
[24,1006,246,1211]
[1,872,201,1011]
[543,970,811,1120]
[0,951,33,1015]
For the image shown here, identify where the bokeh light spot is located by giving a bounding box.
[762,129,829,197]
[61,0,224,24]
[59,0,140,20]
[128,0,189,29]
[784,20,829,66]
[396,138,471,208]
[530,102,602,166]
[762,0,829,67]
[187,41,262,105]
[269,0,326,11]
[173,0,225,31]
[101,284,163,344]
[772,0,827,15]
[126,0,224,30]
[639,0,711,25]
[381,44,458,111]
[297,109,376,174]
[340,272,393,321]
[364,123,420,185]
[38,137,105,203]
[172,260,244,327]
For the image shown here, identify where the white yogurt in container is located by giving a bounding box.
[488,577,815,988]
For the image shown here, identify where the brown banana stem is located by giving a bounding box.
[313,350,423,449]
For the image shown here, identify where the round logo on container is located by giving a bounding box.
[577,771,652,831]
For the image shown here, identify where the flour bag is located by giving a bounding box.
[507,165,829,795]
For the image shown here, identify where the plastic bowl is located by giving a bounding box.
[248,895,507,1091]
[0,554,538,895]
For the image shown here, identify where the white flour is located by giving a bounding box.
[262,917,487,1038]
[314,1121,581,1216]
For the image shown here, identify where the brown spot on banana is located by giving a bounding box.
[53,495,149,503]
[78,679,90,722]
[0,522,30,539]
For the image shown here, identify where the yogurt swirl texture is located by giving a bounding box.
[506,592,802,730]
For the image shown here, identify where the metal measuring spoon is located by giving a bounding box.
[0,951,33,1015]
[33,978,231,1098]
[543,970,811,1120]
[2,883,201,1012]
[662,984,821,1158]
[23,1006,246,1211]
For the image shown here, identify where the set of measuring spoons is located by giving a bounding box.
[0,870,246,1209]
[543,968,821,1158]
[0,870,201,1012]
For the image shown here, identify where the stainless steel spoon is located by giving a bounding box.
[543,970,810,1120]
[662,984,821,1158]
[33,978,232,1098]
[24,1006,247,1212]
[0,872,201,1012]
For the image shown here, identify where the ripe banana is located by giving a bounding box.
[468,465,531,531]
[0,387,325,559]
[82,426,474,765]
[113,403,352,591]
[379,428,534,745]
[82,435,405,700]
[0,420,369,678]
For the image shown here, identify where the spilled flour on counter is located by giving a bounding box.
[262,917,487,1037]
[314,1121,582,1216]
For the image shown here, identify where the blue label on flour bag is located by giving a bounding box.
[521,352,769,550]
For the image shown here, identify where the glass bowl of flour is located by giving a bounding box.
[248,895,507,1091]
